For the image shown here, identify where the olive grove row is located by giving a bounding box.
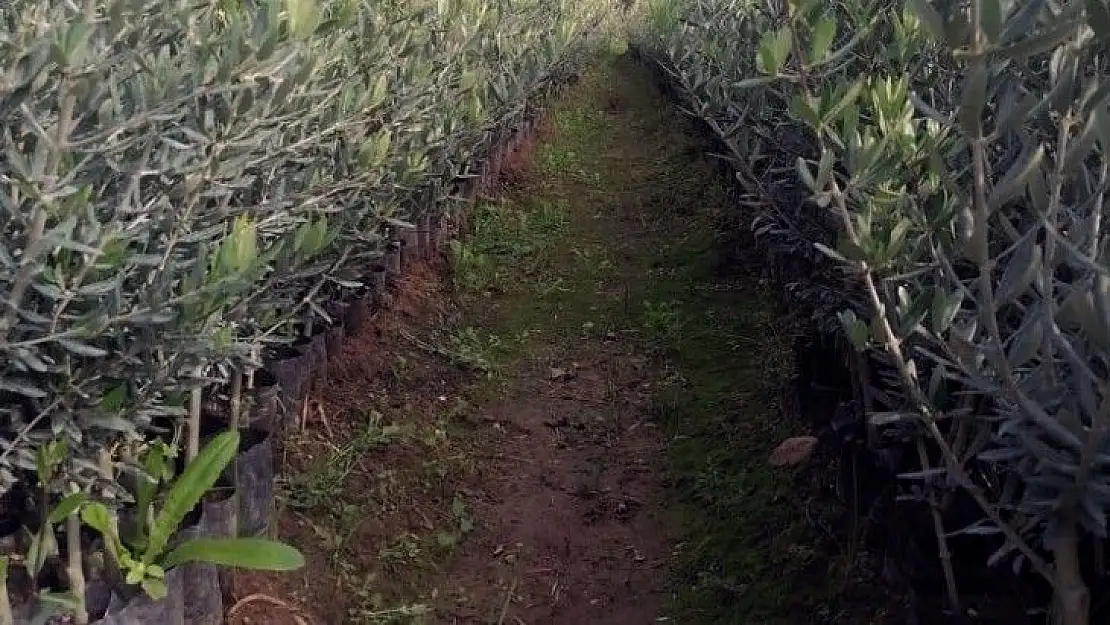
[634,0,1110,622]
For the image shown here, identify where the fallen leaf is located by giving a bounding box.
[769,436,818,467]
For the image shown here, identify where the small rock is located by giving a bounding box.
[769,435,819,467]
[550,367,575,380]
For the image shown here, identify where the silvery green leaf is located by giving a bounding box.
[15,348,50,373]
[886,218,913,261]
[930,287,963,334]
[812,242,848,263]
[1050,51,1080,113]
[1079,493,1107,537]
[896,287,930,336]
[129,311,177,325]
[949,520,1003,536]
[1064,113,1099,172]
[945,9,973,49]
[56,338,109,358]
[1006,311,1044,367]
[1089,478,1110,498]
[1092,104,1110,154]
[927,363,946,403]
[1048,223,1110,286]
[31,282,65,300]
[11,450,36,471]
[1087,0,1110,40]
[78,277,123,297]
[0,378,48,398]
[994,89,1037,135]
[837,309,869,349]
[796,156,817,191]
[986,539,1017,568]
[909,91,952,127]
[897,467,947,480]
[999,0,1046,43]
[977,446,1026,462]
[87,415,136,432]
[988,143,1044,211]
[868,411,918,425]
[995,234,1041,305]
[160,137,195,151]
[129,254,166,266]
[18,307,51,326]
[1025,162,1050,215]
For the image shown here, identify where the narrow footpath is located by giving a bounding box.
[228,53,869,625]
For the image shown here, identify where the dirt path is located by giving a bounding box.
[227,53,879,625]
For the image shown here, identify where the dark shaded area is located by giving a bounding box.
[627,47,1064,624]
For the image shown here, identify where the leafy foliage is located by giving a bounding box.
[634,0,1110,621]
[0,0,614,617]
[82,431,303,599]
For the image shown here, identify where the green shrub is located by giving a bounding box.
[0,0,614,620]
[635,0,1110,622]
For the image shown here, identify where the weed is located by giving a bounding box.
[350,596,432,625]
[432,495,476,556]
[446,327,500,371]
[448,238,495,293]
[539,147,578,174]
[569,245,613,279]
[552,106,603,143]
[641,299,684,347]
[280,411,403,511]
[379,532,425,566]
[450,199,569,296]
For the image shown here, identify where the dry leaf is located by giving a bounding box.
[768,436,818,467]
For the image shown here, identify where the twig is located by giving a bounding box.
[314,401,335,439]
[497,577,520,625]
[228,593,311,625]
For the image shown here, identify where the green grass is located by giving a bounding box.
[450,198,570,296]
[280,410,406,512]
[276,404,477,624]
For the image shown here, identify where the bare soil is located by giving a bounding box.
[433,338,671,624]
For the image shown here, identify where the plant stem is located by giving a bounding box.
[1051,515,1089,625]
[916,438,960,613]
[188,362,205,462]
[66,512,88,625]
[228,368,242,537]
[0,558,12,625]
[230,368,243,430]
